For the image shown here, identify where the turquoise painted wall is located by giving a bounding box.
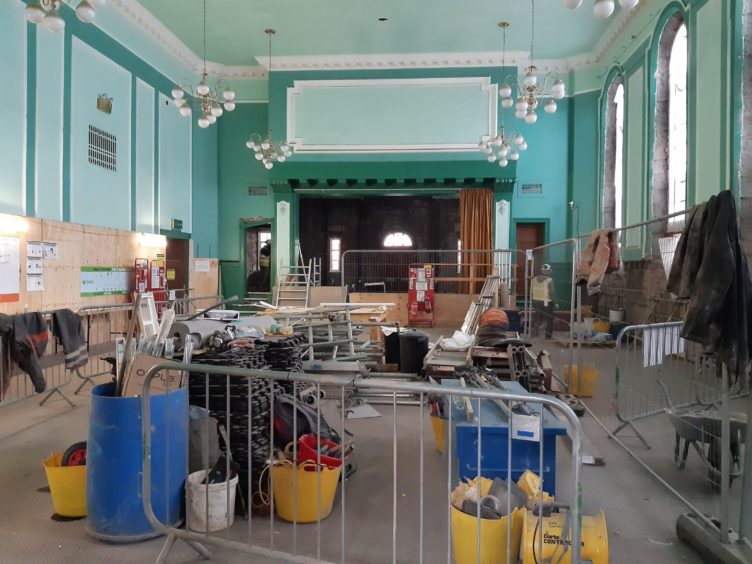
[568,91,600,235]
[0,0,220,259]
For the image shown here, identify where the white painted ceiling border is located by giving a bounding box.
[109,0,646,80]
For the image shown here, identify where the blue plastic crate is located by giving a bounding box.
[444,380,566,495]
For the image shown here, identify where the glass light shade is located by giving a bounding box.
[544,100,557,113]
[499,83,512,98]
[198,115,210,128]
[277,155,286,163]
[44,10,66,32]
[210,105,223,117]
[179,105,192,117]
[207,114,217,124]
[523,70,538,88]
[515,97,528,112]
[486,146,494,155]
[26,3,46,24]
[509,151,520,161]
[246,140,254,149]
[261,142,271,150]
[487,154,497,163]
[501,97,514,109]
[224,101,236,112]
[173,97,185,107]
[619,0,639,8]
[499,146,509,158]
[197,80,210,96]
[563,0,583,7]
[524,111,538,124]
[280,143,289,152]
[514,134,524,145]
[593,0,615,18]
[477,141,487,151]
[171,86,184,99]
[519,141,528,151]
[283,150,293,158]
[89,0,107,8]
[254,153,264,161]
[528,97,539,110]
[498,158,509,167]
[492,138,503,148]
[264,162,273,170]
[552,79,566,99]
[76,1,97,23]
[222,87,236,101]
[515,109,526,119]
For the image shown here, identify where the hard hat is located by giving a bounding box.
[541,264,551,273]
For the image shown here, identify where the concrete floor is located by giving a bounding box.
[0,329,711,563]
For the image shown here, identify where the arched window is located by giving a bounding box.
[652,15,688,219]
[603,77,625,229]
[383,232,413,248]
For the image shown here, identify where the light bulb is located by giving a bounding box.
[89,0,107,8]
[224,101,236,111]
[26,3,46,24]
[519,141,528,151]
[254,153,264,161]
[514,134,524,145]
[280,143,289,152]
[515,109,526,119]
[594,0,615,18]
[173,97,185,108]
[552,79,566,99]
[246,140,254,149]
[261,142,270,150]
[523,69,538,88]
[492,138,503,148]
[509,151,520,161]
[44,10,66,32]
[223,87,236,101]
[619,0,639,8]
[487,154,497,163]
[515,97,528,112]
[264,162,273,170]
[171,86,184,100]
[498,158,509,168]
[501,97,514,109]
[525,111,538,124]
[179,105,192,117]
[563,0,583,8]
[197,80,210,96]
[198,114,210,128]
[283,150,293,158]
[278,155,286,163]
[206,113,217,124]
[499,146,509,158]
[499,83,512,98]
[210,105,223,117]
[545,100,557,113]
[76,0,96,23]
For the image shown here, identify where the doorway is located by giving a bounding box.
[165,237,189,291]
[515,222,546,294]
[245,225,272,292]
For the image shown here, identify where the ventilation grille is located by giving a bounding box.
[88,125,117,171]
[248,185,269,197]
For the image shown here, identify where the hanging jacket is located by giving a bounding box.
[666,191,752,383]
[531,275,556,306]
[0,312,48,394]
[576,229,620,295]
[52,309,88,370]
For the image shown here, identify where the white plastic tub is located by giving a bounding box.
[186,470,239,532]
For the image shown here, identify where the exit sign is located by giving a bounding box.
[171,218,183,230]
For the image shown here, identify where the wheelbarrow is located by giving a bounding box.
[657,380,747,486]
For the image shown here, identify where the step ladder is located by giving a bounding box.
[275,260,312,307]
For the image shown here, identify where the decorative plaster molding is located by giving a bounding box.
[108,0,650,80]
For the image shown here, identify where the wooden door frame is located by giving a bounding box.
[510,218,550,250]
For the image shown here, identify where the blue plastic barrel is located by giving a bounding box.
[86,382,188,542]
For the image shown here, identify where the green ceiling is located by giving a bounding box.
[137,0,619,67]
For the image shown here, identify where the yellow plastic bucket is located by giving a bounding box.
[450,477,524,564]
[430,415,446,454]
[43,453,87,517]
[271,462,341,523]
[562,364,598,397]
[592,319,611,334]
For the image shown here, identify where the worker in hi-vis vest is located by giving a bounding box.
[531,264,557,339]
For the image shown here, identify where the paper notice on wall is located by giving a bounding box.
[26,257,42,275]
[511,413,541,442]
[27,275,44,292]
[43,242,59,260]
[195,260,211,273]
[27,241,44,258]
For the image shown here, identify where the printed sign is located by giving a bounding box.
[521,183,543,195]
[80,266,134,296]
[511,413,541,442]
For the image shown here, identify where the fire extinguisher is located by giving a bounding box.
[134,258,148,294]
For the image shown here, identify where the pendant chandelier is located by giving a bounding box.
[170,0,235,128]
[478,22,527,167]
[25,0,106,31]
[500,0,566,125]
[563,0,639,19]
[246,29,294,170]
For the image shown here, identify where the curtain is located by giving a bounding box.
[459,188,493,294]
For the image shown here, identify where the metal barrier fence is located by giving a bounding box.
[141,363,585,564]
[0,303,132,408]
[341,249,525,300]
[154,293,224,317]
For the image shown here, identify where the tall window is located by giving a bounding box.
[329,237,341,272]
[257,231,272,259]
[652,15,687,220]
[383,232,413,248]
[603,77,625,229]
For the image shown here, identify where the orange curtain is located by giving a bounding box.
[459,188,493,294]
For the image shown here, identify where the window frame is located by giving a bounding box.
[602,75,625,230]
[382,232,414,248]
[329,237,341,272]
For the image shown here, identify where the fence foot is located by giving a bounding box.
[611,419,652,449]
[676,513,748,564]
[39,387,75,408]
[186,539,213,560]
[154,533,212,564]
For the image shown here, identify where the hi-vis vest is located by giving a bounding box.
[531,276,552,306]
[259,255,270,268]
